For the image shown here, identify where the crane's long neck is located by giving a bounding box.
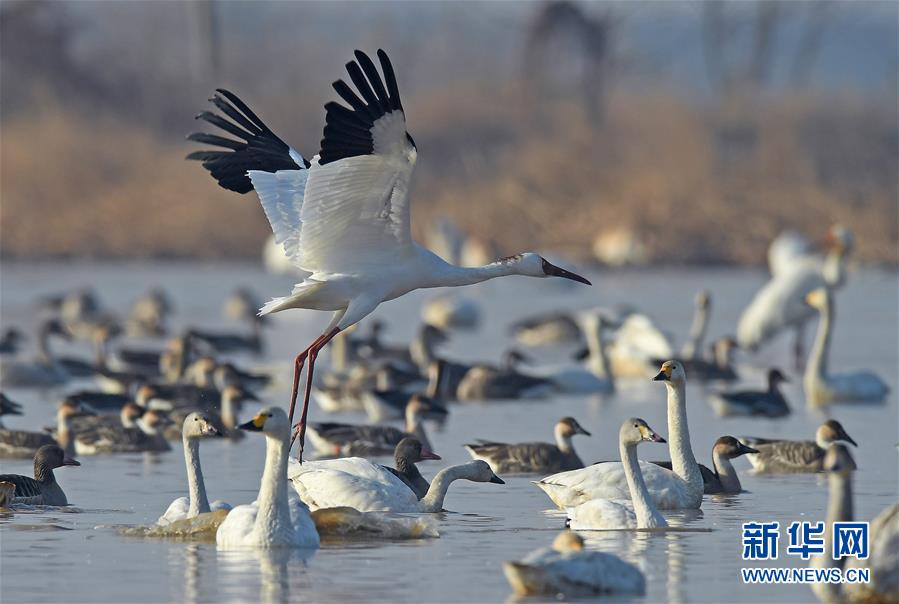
[805,295,833,388]
[420,465,468,512]
[183,436,210,516]
[255,432,292,539]
[680,305,709,360]
[429,261,519,288]
[711,450,741,493]
[666,382,702,496]
[621,441,667,529]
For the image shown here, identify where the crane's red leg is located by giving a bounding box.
[292,327,341,462]
[286,333,328,429]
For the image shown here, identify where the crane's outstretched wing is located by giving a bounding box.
[298,49,418,274]
[187,89,310,265]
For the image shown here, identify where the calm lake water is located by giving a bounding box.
[1,262,896,603]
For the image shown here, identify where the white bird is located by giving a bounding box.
[157,413,231,526]
[606,313,673,378]
[216,407,319,550]
[768,229,815,277]
[534,361,704,510]
[737,225,852,369]
[566,418,668,530]
[804,288,889,405]
[503,531,646,598]
[188,49,592,460]
[288,457,504,513]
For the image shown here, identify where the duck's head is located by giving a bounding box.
[817,420,857,448]
[713,436,758,459]
[182,412,221,439]
[238,405,289,438]
[621,417,666,446]
[551,530,585,553]
[652,360,686,385]
[394,436,441,465]
[556,417,591,438]
[504,253,592,285]
[823,443,856,476]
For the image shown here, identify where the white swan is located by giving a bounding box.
[811,444,899,603]
[607,314,673,378]
[216,407,319,549]
[737,225,852,368]
[535,361,703,510]
[768,229,814,277]
[804,287,889,405]
[503,531,646,597]
[566,418,668,530]
[158,413,231,526]
[546,312,614,394]
[289,458,504,513]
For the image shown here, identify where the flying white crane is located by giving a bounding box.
[188,49,591,460]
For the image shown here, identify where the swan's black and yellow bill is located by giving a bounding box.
[238,414,267,432]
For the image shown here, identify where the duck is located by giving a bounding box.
[534,361,704,510]
[739,419,857,473]
[811,445,899,604]
[0,399,86,458]
[680,290,711,360]
[289,457,504,513]
[464,417,591,474]
[163,384,258,441]
[653,436,758,494]
[0,444,80,505]
[503,531,646,598]
[804,287,889,405]
[566,418,668,530]
[216,406,319,549]
[545,312,614,394]
[157,412,231,526]
[0,327,25,355]
[307,394,446,457]
[380,437,443,499]
[738,225,852,370]
[0,393,23,426]
[74,408,171,455]
[0,318,71,388]
[708,368,790,418]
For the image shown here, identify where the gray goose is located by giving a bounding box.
[739,419,857,473]
[465,417,591,474]
[0,399,87,458]
[308,394,446,457]
[652,436,758,494]
[0,444,80,505]
[74,409,171,455]
[382,437,442,499]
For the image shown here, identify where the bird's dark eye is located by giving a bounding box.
[194,417,199,421]
[634,423,639,428]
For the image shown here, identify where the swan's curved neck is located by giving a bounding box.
[255,433,292,539]
[405,412,430,449]
[711,450,741,493]
[584,319,612,380]
[811,471,853,604]
[420,465,470,512]
[554,425,574,453]
[621,441,667,528]
[805,296,832,387]
[183,436,210,515]
[666,382,702,493]
[680,305,709,360]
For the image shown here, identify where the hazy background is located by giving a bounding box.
[1,0,896,264]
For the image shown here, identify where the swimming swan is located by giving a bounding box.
[566,418,668,530]
[216,407,319,549]
[158,413,231,526]
[289,458,504,513]
[535,361,703,510]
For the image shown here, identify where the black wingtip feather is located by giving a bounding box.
[187,89,302,194]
